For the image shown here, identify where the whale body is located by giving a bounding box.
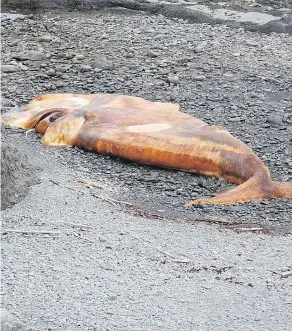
[1,93,291,205]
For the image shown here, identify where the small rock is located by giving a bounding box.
[233,52,241,57]
[194,45,204,53]
[124,52,134,58]
[147,50,158,58]
[47,68,56,76]
[229,117,242,122]
[55,82,66,88]
[39,35,53,42]
[55,65,70,73]
[1,65,19,73]
[223,73,234,78]
[267,114,283,125]
[92,60,114,71]
[0,308,23,331]
[193,75,206,81]
[65,53,75,59]
[9,61,18,66]
[101,33,108,39]
[80,65,92,72]
[167,75,179,85]
[99,236,106,242]
[19,64,29,71]
[75,54,85,60]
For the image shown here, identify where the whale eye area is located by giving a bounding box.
[49,112,63,122]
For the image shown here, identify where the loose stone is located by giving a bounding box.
[1,65,19,73]
[47,68,56,76]
[39,35,53,42]
[167,75,180,85]
[194,75,206,81]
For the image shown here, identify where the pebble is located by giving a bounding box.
[267,114,283,125]
[65,53,75,59]
[19,64,29,71]
[194,45,204,53]
[55,65,70,73]
[55,82,66,88]
[223,73,234,78]
[75,54,85,60]
[39,35,53,42]
[1,65,19,73]
[167,75,180,85]
[47,68,56,76]
[92,60,114,71]
[193,75,206,81]
[80,65,92,72]
[99,236,107,243]
[147,50,159,58]
[125,52,135,58]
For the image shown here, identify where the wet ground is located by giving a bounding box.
[2,0,292,34]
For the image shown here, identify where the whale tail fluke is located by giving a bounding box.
[187,174,292,206]
[273,181,292,199]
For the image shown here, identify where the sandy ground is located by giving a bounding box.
[1,5,292,331]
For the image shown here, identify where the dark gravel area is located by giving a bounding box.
[2,0,292,34]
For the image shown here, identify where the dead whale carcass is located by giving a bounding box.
[1,93,291,205]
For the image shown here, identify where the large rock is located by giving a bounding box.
[1,139,39,210]
[12,51,44,61]
[1,65,19,73]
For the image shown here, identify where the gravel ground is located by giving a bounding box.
[1,7,292,331]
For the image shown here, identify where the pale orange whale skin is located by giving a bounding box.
[1,93,292,205]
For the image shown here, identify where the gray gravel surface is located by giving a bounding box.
[1,7,292,331]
